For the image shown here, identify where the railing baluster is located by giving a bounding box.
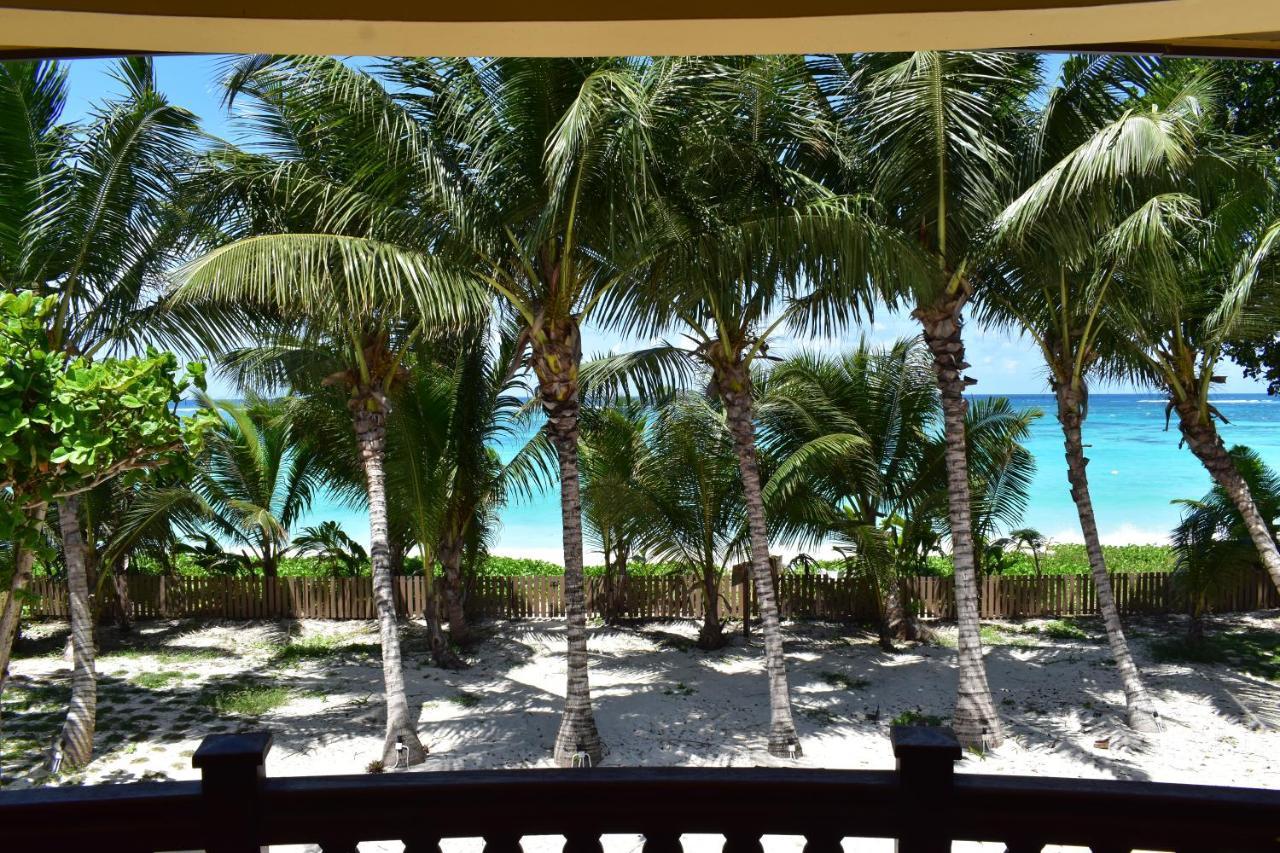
[643,832,684,853]
[802,833,843,853]
[485,833,525,853]
[564,834,604,853]
[723,833,764,853]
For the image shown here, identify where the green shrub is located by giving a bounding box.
[132,670,185,689]
[450,691,483,708]
[917,544,1175,578]
[477,556,563,576]
[1038,620,1089,641]
[891,709,945,727]
[204,684,294,716]
[820,672,869,690]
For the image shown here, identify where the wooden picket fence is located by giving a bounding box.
[15,569,1278,622]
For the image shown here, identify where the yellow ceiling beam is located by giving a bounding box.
[1,1,1280,58]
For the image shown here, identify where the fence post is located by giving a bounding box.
[891,725,961,853]
[193,731,273,853]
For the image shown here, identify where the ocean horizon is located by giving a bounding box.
[184,393,1280,562]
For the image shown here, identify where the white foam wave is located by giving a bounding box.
[1047,524,1169,546]
[1138,398,1270,404]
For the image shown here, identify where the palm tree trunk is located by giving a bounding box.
[531,317,603,768]
[423,560,466,671]
[55,495,97,769]
[613,542,630,622]
[114,557,133,633]
[699,564,725,650]
[1056,384,1159,732]
[713,356,801,758]
[917,303,1004,750]
[438,534,470,644]
[354,401,427,768]
[1173,398,1280,594]
[0,508,42,699]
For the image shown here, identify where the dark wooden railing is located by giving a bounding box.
[2,727,1277,853]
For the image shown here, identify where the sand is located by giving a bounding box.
[2,611,1277,852]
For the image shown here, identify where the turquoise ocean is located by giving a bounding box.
[207,394,1280,561]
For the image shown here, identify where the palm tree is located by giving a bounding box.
[377,341,547,668]
[1171,446,1280,642]
[291,522,368,577]
[196,395,324,577]
[632,396,746,649]
[169,56,488,766]
[580,402,650,623]
[1006,529,1047,578]
[175,54,713,766]
[426,327,549,646]
[995,61,1280,599]
[986,58,1243,732]
[1,57,200,770]
[761,339,931,645]
[762,342,1038,650]
[587,55,926,757]
[816,52,1041,749]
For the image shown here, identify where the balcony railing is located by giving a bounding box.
[2,727,1276,853]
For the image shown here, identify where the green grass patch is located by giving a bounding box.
[980,625,1035,648]
[273,637,380,665]
[891,709,946,727]
[820,672,869,690]
[662,682,696,696]
[101,647,230,664]
[1149,631,1280,680]
[450,691,482,708]
[272,635,340,664]
[132,670,185,690]
[801,706,839,724]
[203,684,294,716]
[1037,620,1090,641]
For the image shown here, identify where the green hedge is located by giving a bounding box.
[61,544,1178,580]
[816,544,1174,578]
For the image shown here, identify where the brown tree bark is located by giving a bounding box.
[1173,398,1280,594]
[353,399,427,768]
[113,557,133,634]
[0,508,42,700]
[711,348,802,758]
[532,314,604,768]
[438,535,470,644]
[916,301,1004,750]
[698,566,726,650]
[55,495,97,769]
[1056,382,1160,732]
[423,566,466,670]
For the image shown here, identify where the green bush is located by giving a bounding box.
[204,683,294,716]
[85,543,1182,580]
[1038,620,1090,641]
[891,709,945,727]
[916,544,1174,578]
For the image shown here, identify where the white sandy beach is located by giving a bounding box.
[3,613,1277,851]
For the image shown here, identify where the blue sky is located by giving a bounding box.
[60,54,1269,398]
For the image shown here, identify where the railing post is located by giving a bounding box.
[193,731,273,853]
[891,725,962,853]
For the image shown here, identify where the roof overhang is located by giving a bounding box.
[2,1,1279,59]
